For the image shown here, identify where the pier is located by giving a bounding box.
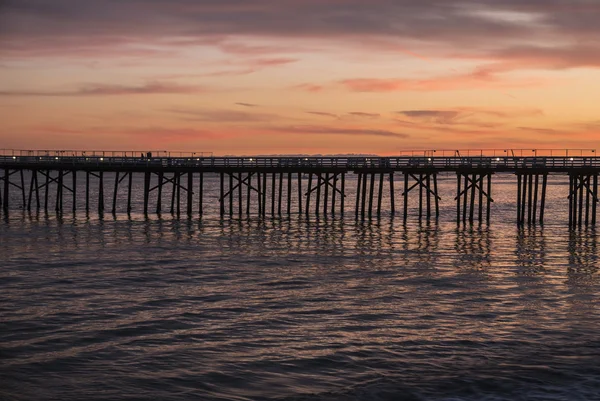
[1,149,599,227]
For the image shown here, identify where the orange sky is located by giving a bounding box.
[1,1,599,155]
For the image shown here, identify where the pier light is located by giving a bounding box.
[100,157,104,161]
[496,157,500,161]
[249,158,253,162]
[55,157,59,160]
[12,156,16,159]
[570,157,574,161]
[428,158,431,161]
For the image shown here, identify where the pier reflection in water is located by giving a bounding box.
[2,212,600,400]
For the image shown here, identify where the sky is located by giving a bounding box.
[1,0,599,155]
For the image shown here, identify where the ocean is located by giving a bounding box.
[1,172,600,400]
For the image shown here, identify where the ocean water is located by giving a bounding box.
[1,173,600,400]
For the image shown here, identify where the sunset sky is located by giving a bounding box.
[1,0,599,155]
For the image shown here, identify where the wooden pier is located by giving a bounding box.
[1,150,599,227]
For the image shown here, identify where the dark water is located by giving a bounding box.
[2,174,600,400]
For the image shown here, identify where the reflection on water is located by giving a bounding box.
[568,229,599,274]
[516,227,546,275]
[2,213,600,401]
[455,226,491,271]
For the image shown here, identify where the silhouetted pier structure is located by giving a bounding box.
[1,149,599,227]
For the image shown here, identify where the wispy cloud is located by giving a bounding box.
[266,125,408,138]
[348,112,380,118]
[338,68,543,93]
[293,83,324,92]
[307,111,338,118]
[235,102,259,107]
[0,82,207,97]
[165,107,280,123]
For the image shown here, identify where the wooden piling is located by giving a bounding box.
[426,173,432,220]
[356,173,362,218]
[127,172,133,213]
[176,173,181,215]
[361,172,367,220]
[113,171,119,214]
[486,173,491,223]
[323,173,329,216]
[568,174,573,227]
[27,171,35,211]
[72,170,77,212]
[390,173,395,215]
[272,172,277,216]
[340,173,345,216]
[3,169,9,212]
[315,173,321,216]
[156,172,164,213]
[219,172,225,216]
[98,171,104,214]
[368,173,375,219]
[188,172,193,216]
[593,174,598,226]
[143,171,150,214]
[404,173,409,222]
[297,172,302,214]
[199,172,204,216]
[462,175,468,223]
[539,173,547,224]
[578,174,584,226]
[170,173,177,214]
[85,171,90,213]
[419,173,424,219]
[469,174,476,223]
[456,173,462,224]
[433,173,439,218]
[229,173,233,216]
[520,174,526,225]
[377,173,384,217]
[332,173,337,215]
[478,174,483,223]
[238,172,243,216]
[19,170,25,209]
[55,170,62,212]
[533,174,539,223]
[306,173,312,217]
[527,174,533,224]
[278,172,283,216]
[262,173,267,216]
[287,172,292,215]
[517,174,522,225]
[247,173,252,216]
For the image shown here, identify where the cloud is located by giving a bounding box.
[235,102,258,107]
[293,83,324,92]
[397,110,462,124]
[517,126,565,136]
[307,111,338,118]
[394,107,543,130]
[339,67,543,92]
[2,1,600,74]
[165,107,280,122]
[266,125,408,138]
[0,82,206,96]
[348,112,380,118]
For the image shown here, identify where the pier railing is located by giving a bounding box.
[2,155,600,169]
